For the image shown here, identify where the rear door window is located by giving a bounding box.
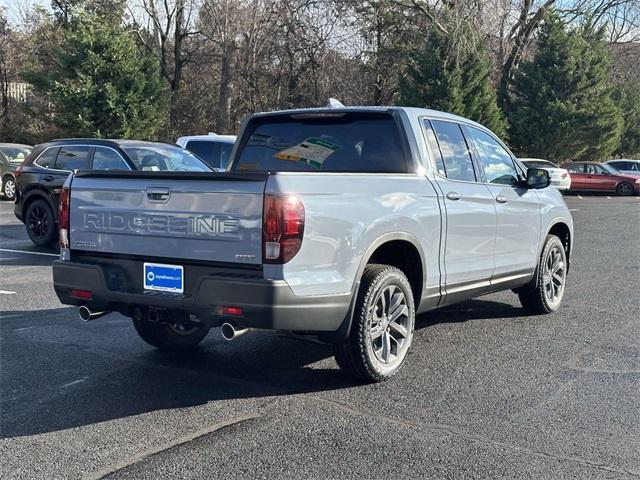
[430,120,476,182]
[466,127,519,186]
[566,163,584,173]
[184,140,215,167]
[55,146,91,170]
[35,147,60,169]
[233,113,408,173]
[184,140,234,169]
[92,147,131,171]
[422,120,447,176]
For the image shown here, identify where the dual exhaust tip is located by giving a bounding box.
[78,307,249,341]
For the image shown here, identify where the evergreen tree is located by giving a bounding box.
[612,80,640,158]
[23,10,168,139]
[398,27,506,136]
[506,13,623,162]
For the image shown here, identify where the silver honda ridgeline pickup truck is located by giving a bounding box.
[52,107,573,382]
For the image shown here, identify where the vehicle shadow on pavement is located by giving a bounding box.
[1,299,527,438]
[416,299,530,329]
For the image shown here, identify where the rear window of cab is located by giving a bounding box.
[233,112,409,173]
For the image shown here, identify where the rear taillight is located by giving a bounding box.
[262,194,305,264]
[59,186,70,250]
[561,172,568,179]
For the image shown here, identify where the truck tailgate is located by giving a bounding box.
[69,172,266,265]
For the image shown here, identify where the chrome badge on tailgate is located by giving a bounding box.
[82,210,242,240]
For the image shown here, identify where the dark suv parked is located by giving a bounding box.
[14,139,212,246]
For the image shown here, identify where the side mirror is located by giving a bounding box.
[526,168,550,189]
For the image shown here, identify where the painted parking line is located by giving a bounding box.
[0,290,17,295]
[0,248,58,258]
[569,209,579,212]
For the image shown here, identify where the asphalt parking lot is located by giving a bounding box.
[1,195,639,479]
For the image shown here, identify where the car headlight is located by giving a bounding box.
[636,179,640,184]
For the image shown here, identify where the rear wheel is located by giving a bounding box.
[616,182,634,196]
[334,264,415,382]
[25,198,57,246]
[133,313,210,351]
[2,176,16,201]
[518,235,567,314]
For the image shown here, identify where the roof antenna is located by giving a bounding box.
[326,98,344,108]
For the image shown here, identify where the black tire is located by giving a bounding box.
[518,235,567,314]
[333,264,415,382]
[2,175,16,201]
[133,313,210,351]
[616,182,634,196]
[25,198,57,246]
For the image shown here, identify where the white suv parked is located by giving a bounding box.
[177,133,236,171]
[605,159,640,176]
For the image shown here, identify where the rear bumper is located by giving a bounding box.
[551,179,571,190]
[52,260,352,332]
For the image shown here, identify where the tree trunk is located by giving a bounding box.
[216,40,237,134]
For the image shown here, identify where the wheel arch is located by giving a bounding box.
[321,232,426,344]
[21,187,57,222]
[363,236,425,306]
[547,221,572,271]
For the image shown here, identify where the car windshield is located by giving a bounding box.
[0,145,32,163]
[600,163,620,175]
[522,160,558,169]
[121,144,212,172]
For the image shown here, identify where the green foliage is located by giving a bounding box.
[397,27,506,136]
[612,80,640,157]
[506,12,623,162]
[23,11,167,139]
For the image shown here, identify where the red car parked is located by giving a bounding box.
[563,161,640,195]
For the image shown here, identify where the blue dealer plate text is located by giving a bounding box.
[144,263,184,293]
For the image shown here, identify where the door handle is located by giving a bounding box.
[446,192,460,201]
[496,195,508,203]
[146,187,171,202]
[43,175,55,182]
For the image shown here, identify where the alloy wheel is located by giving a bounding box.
[542,245,566,304]
[4,179,15,200]
[369,285,411,365]
[27,206,49,240]
[618,183,633,195]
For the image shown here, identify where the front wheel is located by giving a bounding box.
[518,235,567,314]
[334,264,415,382]
[133,313,210,351]
[616,182,634,196]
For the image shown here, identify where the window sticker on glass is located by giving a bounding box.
[274,137,341,169]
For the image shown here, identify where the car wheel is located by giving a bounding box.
[25,198,58,246]
[2,176,16,201]
[133,313,210,350]
[518,235,567,314]
[333,264,415,382]
[615,182,634,196]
